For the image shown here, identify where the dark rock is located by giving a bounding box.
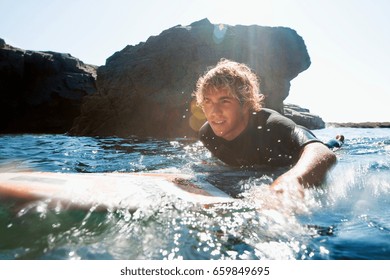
[284,103,325,129]
[0,39,97,134]
[70,19,313,138]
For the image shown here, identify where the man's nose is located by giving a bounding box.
[209,103,222,116]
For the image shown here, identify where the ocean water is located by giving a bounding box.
[0,127,389,260]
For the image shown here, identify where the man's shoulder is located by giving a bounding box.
[252,108,294,126]
[199,121,215,141]
[199,121,211,135]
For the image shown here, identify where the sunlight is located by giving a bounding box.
[189,100,206,132]
[213,24,228,44]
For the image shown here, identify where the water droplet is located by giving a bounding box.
[52,223,61,229]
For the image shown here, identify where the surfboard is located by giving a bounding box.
[0,172,234,211]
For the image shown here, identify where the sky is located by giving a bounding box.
[1,0,389,123]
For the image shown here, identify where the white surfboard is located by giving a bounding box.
[0,172,233,211]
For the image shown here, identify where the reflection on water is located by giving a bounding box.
[0,128,390,259]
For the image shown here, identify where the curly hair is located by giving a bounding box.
[193,59,264,112]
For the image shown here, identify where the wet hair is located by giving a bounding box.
[193,58,264,112]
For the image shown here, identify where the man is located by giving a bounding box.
[193,59,336,196]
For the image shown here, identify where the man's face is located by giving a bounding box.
[202,88,249,141]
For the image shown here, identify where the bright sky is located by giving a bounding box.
[1,0,389,123]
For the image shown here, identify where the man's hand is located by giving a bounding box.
[270,142,337,196]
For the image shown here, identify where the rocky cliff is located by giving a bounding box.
[0,38,97,133]
[284,103,325,129]
[1,19,326,137]
[70,19,324,138]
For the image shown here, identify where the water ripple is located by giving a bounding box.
[1,128,390,259]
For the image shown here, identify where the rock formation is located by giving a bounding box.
[0,38,97,133]
[70,19,323,138]
[284,104,325,129]
[1,19,326,137]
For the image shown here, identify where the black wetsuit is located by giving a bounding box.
[199,108,323,168]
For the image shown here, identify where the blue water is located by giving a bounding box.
[0,127,389,260]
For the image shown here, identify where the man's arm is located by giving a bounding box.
[270,142,337,195]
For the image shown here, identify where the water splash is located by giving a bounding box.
[1,128,390,259]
